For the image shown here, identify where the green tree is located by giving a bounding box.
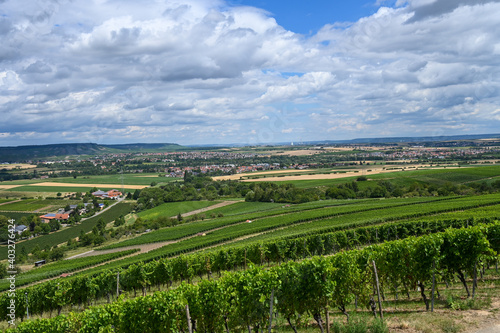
[0,263,7,279]
[49,247,65,261]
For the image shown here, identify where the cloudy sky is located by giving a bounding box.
[1,0,499,146]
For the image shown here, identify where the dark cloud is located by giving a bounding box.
[405,0,500,23]
[23,61,52,74]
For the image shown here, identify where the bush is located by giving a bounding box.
[445,294,492,310]
[330,317,388,333]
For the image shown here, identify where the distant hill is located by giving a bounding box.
[0,143,183,162]
[298,133,500,146]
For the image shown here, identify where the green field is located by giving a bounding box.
[137,200,223,220]
[0,199,15,204]
[4,185,128,193]
[0,199,80,212]
[0,174,182,194]
[0,174,179,186]
[0,212,33,221]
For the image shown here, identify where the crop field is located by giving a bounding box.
[205,201,287,216]
[79,195,500,278]
[0,199,80,212]
[4,185,142,193]
[0,212,32,221]
[0,174,178,194]
[94,195,487,271]
[39,174,168,185]
[0,199,16,204]
[365,164,500,185]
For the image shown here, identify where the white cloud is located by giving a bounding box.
[0,0,499,146]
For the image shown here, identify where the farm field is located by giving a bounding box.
[0,174,179,194]
[0,199,81,212]
[214,164,466,182]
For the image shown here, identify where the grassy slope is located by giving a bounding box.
[137,201,223,220]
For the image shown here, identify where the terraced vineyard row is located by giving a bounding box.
[244,193,500,243]
[0,249,139,292]
[64,194,500,280]
[4,223,499,332]
[100,196,456,250]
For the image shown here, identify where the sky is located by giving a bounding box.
[0,0,500,147]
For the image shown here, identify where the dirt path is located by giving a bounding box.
[28,182,148,189]
[0,199,22,206]
[66,201,239,260]
[66,240,177,260]
[172,200,238,219]
[239,165,464,182]
[474,325,500,333]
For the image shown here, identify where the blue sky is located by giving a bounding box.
[0,0,499,147]
[229,0,384,35]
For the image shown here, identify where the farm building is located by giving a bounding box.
[14,224,27,235]
[39,213,70,223]
[92,189,122,199]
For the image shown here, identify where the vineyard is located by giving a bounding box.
[1,168,500,332]
[0,202,134,260]
[0,249,139,292]
[2,223,499,332]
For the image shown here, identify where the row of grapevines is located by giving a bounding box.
[99,196,456,250]
[0,249,139,292]
[96,194,499,269]
[5,224,499,332]
[2,214,498,322]
[247,194,500,242]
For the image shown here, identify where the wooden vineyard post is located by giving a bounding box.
[372,260,384,321]
[431,261,436,312]
[268,289,274,333]
[472,261,477,299]
[116,272,120,299]
[245,249,247,270]
[186,304,193,333]
[325,303,330,333]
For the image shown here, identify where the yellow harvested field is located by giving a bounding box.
[0,185,22,189]
[241,165,463,182]
[29,182,148,189]
[275,149,323,156]
[213,169,312,181]
[0,164,37,170]
[135,175,163,178]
